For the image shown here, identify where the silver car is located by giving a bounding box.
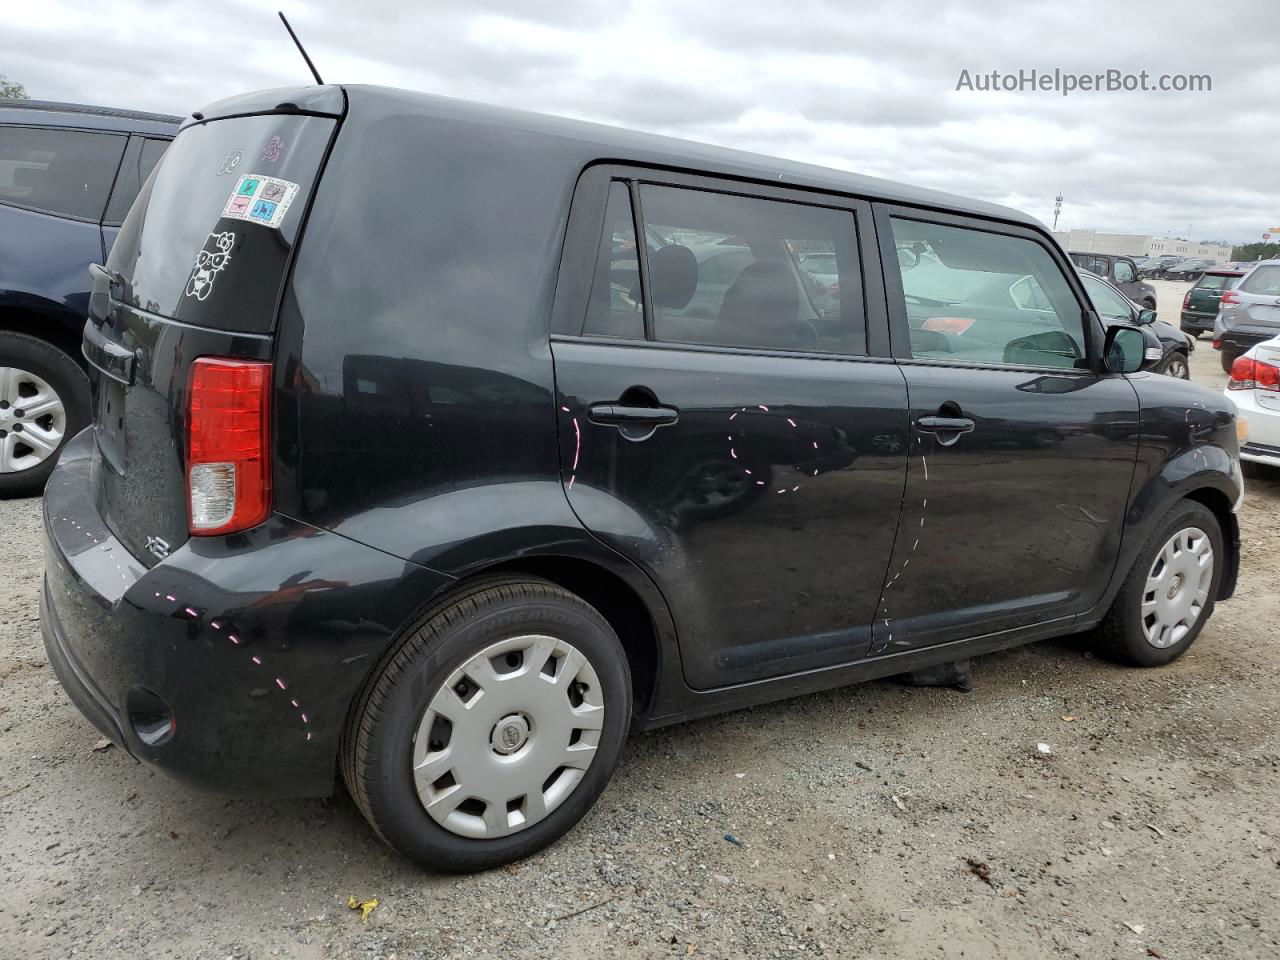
[1215,259,1280,372]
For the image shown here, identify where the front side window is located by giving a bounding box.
[1240,265,1280,296]
[638,184,865,355]
[1113,260,1136,283]
[891,218,1086,369]
[0,126,126,220]
[1082,274,1135,321]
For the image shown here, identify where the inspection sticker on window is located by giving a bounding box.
[221,173,299,230]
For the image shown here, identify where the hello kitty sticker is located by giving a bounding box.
[185,231,235,301]
[220,173,299,230]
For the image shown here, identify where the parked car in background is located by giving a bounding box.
[1068,252,1157,309]
[0,99,178,495]
[1142,256,1183,279]
[1165,258,1216,282]
[1225,333,1280,474]
[1181,268,1247,339]
[1079,270,1193,378]
[42,84,1241,873]
[1215,259,1280,372]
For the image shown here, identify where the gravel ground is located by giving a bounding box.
[2,280,1278,960]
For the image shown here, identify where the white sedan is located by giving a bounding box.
[1226,334,1280,470]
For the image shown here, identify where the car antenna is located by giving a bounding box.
[278,11,324,85]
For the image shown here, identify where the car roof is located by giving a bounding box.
[195,84,1042,231]
[0,98,180,136]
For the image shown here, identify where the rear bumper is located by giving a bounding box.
[1229,390,1280,467]
[41,430,453,798]
[1216,328,1277,355]
[1180,311,1214,331]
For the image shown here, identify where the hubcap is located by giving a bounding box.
[0,367,66,474]
[412,634,604,839]
[1142,526,1214,648]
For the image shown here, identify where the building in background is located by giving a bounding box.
[1053,229,1232,261]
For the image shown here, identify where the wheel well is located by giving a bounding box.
[1184,486,1239,600]
[482,556,662,716]
[0,308,87,371]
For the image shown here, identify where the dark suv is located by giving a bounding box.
[1068,252,1157,310]
[42,85,1242,873]
[0,99,178,495]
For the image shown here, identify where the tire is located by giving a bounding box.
[1142,298,1157,312]
[1162,352,1190,380]
[1221,351,1238,374]
[341,575,632,872]
[1091,500,1222,667]
[0,332,90,498]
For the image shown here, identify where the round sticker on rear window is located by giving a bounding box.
[221,172,300,230]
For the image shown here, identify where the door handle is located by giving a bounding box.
[916,416,975,434]
[587,403,679,427]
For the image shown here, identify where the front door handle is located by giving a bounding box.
[587,403,679,427]
[916,416,975,434]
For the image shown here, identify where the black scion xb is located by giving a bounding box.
[42,84,1242,872]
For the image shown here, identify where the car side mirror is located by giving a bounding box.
[1137,308,1157,325]
[1103,325,1147,373]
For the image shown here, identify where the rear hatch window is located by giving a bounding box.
[107,113,336,331]
[1195,273,1242,291]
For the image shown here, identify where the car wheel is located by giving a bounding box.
[341,575,632,872]
[1221,352,1238,374]
[0,332,90,498]
[1143,298,1157,312]
[1162,353,1190,380]
[1091,500,1221,667]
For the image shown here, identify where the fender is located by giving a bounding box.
[1077,375,1241,628]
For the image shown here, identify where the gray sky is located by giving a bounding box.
[6,0,1279,242]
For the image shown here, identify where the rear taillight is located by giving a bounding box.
[1182,290,1192,309]
[1220,290,1240,307]
[1228,355,1280,392]
[187,358,271,535]
[1212,339,1222,350]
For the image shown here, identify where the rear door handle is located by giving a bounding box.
[916,416,975,434]
[588,403,679,426]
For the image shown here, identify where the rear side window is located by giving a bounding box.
[103,137,169,224]
[0,126,125,220]
[583,182,644,339]
[1240,265,1280,296]
[891,218,1085,369]
[108,113,335,331]
[637,184,865,355]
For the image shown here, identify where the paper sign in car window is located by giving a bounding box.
[221,174,300,230]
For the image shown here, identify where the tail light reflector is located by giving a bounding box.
[1228,355,1280,392]
[187,358,271,535]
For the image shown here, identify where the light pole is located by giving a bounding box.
[1052,193,1063,231]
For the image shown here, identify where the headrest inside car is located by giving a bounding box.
[647,244,698,309]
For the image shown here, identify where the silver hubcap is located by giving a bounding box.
[0,366,66,473]
[412,634,604,839]
[1142,526,1213,648]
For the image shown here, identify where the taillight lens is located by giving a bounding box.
[1220,290,1240,307]
[187,358,271,535]
[1182,290,1192,309]
[1228,355,1280,392]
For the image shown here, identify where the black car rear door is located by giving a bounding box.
[550,166,909,690]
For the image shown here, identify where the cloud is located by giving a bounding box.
[4,0,1276,242]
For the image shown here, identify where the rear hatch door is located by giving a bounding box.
[83,89,342,565]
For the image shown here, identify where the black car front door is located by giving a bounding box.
[550,168,909,689]
[871,207,1140,653]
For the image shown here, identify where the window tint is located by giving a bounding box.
[583,182,644,338]
[1195,273,1239,292]
[0,126,125,220]
[638,184,864,355]
[1240,265,1280,296]
[1113,260,1135,283]
[1082,274,1134,321]
[891,218,1086,369]
[104,137,169,223]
